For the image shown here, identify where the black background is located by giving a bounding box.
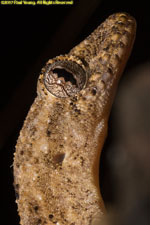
[0,0,150,224]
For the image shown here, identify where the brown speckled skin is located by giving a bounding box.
[13,13,136,225]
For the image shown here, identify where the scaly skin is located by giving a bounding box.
[13,13,136,225]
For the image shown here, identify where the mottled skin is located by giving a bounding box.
[13,13,136,225]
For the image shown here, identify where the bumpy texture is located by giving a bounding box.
[13,13,136,225]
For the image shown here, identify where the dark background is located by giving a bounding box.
[0,0,150,224]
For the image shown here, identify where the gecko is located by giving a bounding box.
[13,13,136,225]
